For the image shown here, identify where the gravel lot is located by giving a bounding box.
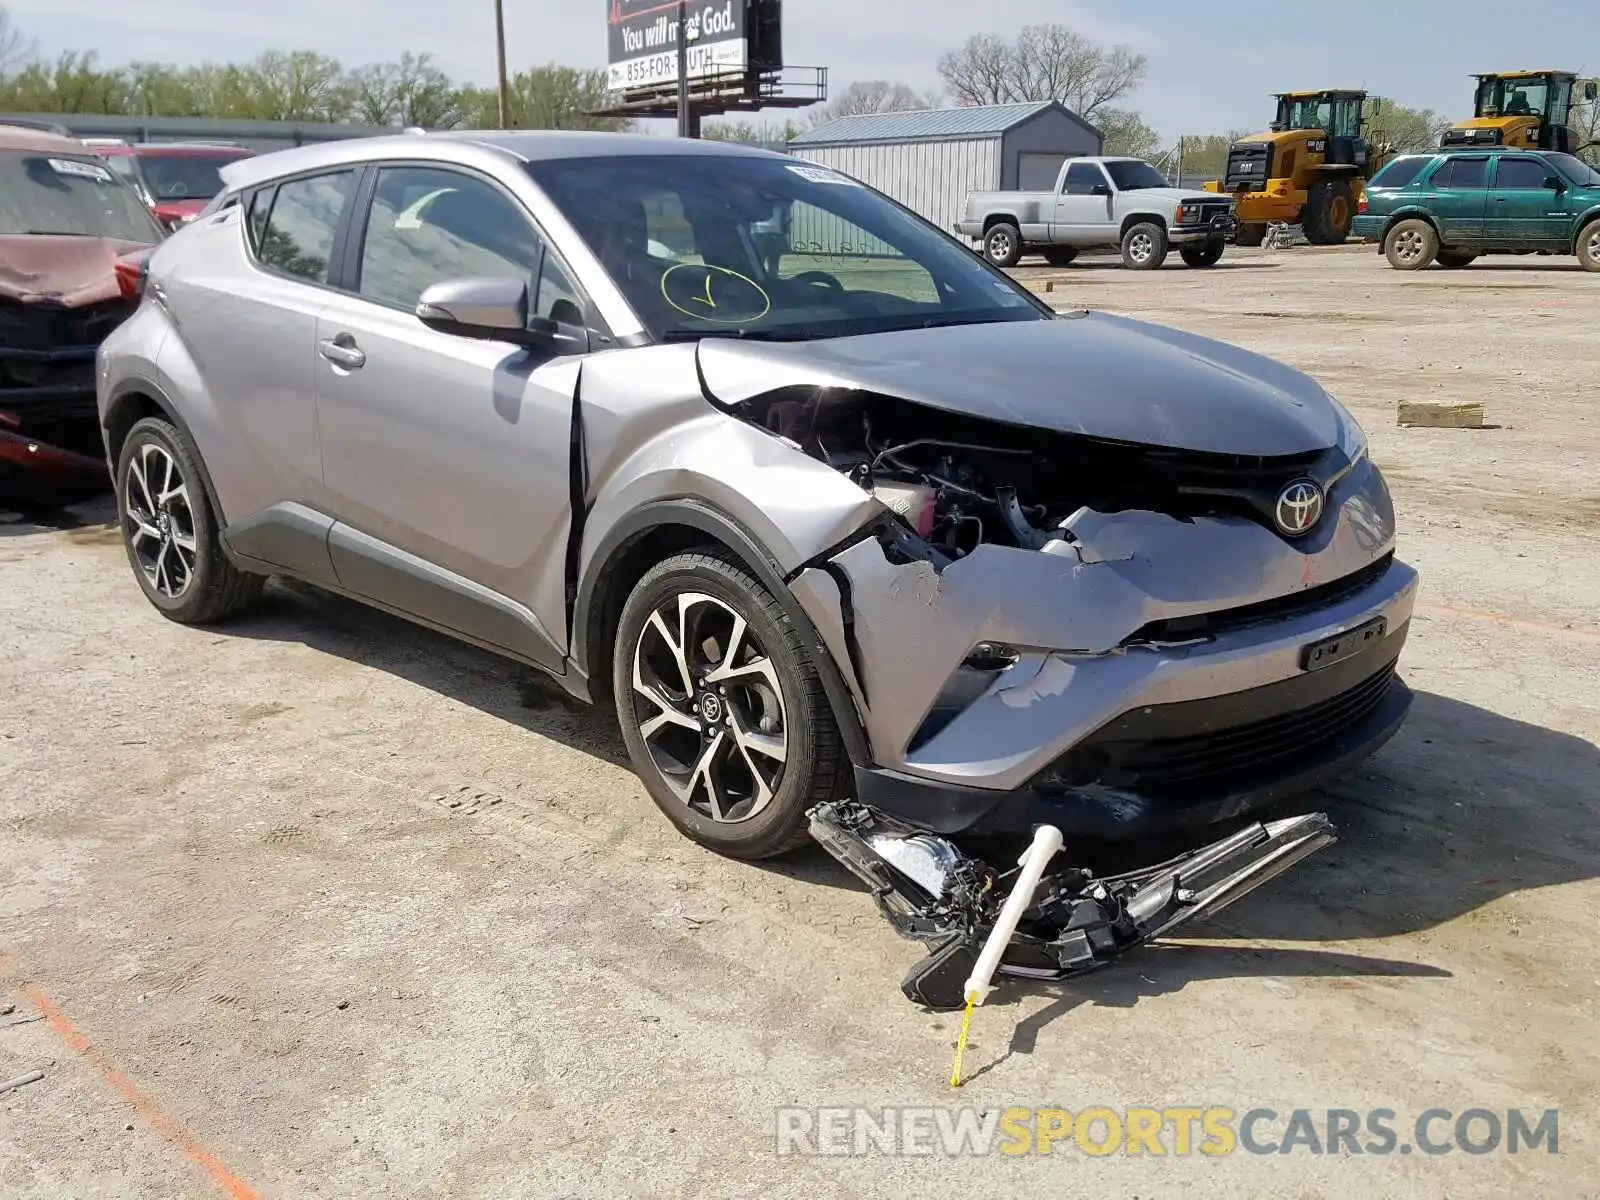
[2,245,1597,1198]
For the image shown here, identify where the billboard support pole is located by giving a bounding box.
[675,0,694,138]
[494,0,511,128]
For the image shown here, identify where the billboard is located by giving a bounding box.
[606,0,754,95]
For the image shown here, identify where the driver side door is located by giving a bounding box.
[312,163,589,670]
[1050,160,1113,242]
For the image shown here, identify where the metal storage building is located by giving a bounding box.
[787,101,1102,238]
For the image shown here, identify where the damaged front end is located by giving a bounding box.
[810,797,1336,1009]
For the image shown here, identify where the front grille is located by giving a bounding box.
[1045,661,1399,794]
[1224,143,1274,190]
[0,296,134,355]
[1125,552,1395,645]
[1182,201,1233,226]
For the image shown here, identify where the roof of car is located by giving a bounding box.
[0,123,94,154]
[218,130,783,192]
[96,142,255,157]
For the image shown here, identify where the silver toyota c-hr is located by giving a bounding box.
[96,131,1417,865]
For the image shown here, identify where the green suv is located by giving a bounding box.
[1352,148,1600,271]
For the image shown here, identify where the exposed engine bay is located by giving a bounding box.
[749,389,1334,562]
[809,799,1337,1009]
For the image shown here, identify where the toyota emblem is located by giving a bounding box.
[1274,480,1325,537]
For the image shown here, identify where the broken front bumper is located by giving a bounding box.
[789,458,1416,839]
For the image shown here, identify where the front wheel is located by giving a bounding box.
[1235,222,1267,247]
[1577,218,1600,273]
[1383,218,1438,271]
[613,550,846,860]
[1179,240,1225,268]
[1121,221,1169,270]
[116,416,264,624]
[1304,180,1355,245]
[983,222,1023,268]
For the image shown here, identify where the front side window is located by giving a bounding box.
[525,153,1044,343]
[1549,152,1600,186]
[0,152,163,241]
[256,170,356,284]
[1434,157,1489,189]
[1063,161,1107,195]
[358,166,548,314]
[1494,158,1554,189]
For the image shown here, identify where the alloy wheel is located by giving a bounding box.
[630,592,788,824]
[1129,232,1154,263]
[989,231,1013,261]
[1584,226,1600,266]
[1393,229,1423,264]
[124,442,197,599]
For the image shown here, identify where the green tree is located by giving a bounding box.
[456,65,629,131]
[1365,97,1449,153]
[703,117,803,144]
[0,51,131,114]
[1097,108,1160,159]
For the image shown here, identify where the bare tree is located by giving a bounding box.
[1572,76,1600,162]
[810,79,936,125]
[350,52,462,128]
[0,4,34,78]
[938,24,1146,119]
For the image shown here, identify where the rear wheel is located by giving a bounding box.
[1179,239,1226,268]
[613,550,846,860]
[1040,246,1079,267]
[1383,218,1438,271]
[1304,180,1355,245]
[1577,218,1600,273]
[1234,222,1267,247]
[115,417,264,624]
[1435,249,1478,269]
[983,222,1022,268]
[1121,221,1169,270]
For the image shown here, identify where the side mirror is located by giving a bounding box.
[1544,174,1567,191]
[1091,182,1111,196]
[415,278,588,355]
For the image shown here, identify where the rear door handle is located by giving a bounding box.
[317,336,366,370]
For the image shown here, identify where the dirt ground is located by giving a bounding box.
[3,245,1598,1199]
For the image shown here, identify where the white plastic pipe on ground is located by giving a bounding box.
[962,824,1064,1005]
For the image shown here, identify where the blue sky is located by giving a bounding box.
[5,0,1597,139]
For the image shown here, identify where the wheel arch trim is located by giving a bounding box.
[571,497,873,768]
[102,376,231,538]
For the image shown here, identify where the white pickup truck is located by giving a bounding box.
[956,156,1237,270]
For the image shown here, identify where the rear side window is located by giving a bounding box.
[255,170,356,285]
[1434,157,1489,189]
[1493,158,1551,189]
[1369,157,1428,189]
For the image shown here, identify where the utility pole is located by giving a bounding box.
[494,0,512,128]
[675,0,697,138]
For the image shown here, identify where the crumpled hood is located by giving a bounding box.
[696,313,1342,457]
[0,234,155,306]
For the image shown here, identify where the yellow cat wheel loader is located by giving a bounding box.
[1440,70,1597,153]
[1205,89,1389,246]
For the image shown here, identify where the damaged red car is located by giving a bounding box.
[0,125,163,504]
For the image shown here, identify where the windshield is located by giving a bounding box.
[1103,159,1171,191]
[1549,152,1600,186]
[1476,77,1552,120]
[135,152,240,202]
[0,151,163,240]
[524,153,1047,343]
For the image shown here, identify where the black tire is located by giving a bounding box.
[612,549,846,861]
[983,222,1023,268]
[1383,218,1438,270]
[1121,221,1169,270]
[1304,179,1356,245]
[1577,218,1600,273]
[1235,222,1267,247]
[115,416,264,624]
[1040,246,1079,267]
[1435,249,1478,269]
[1179,240,1226,268]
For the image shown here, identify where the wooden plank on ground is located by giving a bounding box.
[1397,402,1486,429]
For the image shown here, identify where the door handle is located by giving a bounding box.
[318,336,366,370]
